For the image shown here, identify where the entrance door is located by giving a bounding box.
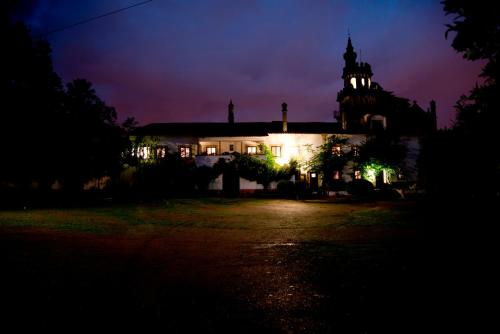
[309,172,319,193]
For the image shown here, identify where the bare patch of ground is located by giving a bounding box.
[0,199,421,332]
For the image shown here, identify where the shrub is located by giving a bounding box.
[277,180,295,195]
[346,179,374,199]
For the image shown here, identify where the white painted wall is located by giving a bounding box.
[208,174,223,190]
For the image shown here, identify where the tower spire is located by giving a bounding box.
[343,35,357,67]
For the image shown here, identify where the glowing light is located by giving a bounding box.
[382,169,391,184]
[368,78,371,87]
[365,168,376,185]
[207,146,217,155]
[311,173,317,178]
[350,77,357,89]
[180,146,190,158]
[138,146,150,159]
[247,146,257,154]
[332,146,341,156]
[361,78,365,86]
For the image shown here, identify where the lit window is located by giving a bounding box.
[354,170,361,180]
[333,171,340,180]
[271,146,281,157]
[207,147,217,155]
[180,146,191,158]
[311,172,317,178]
[361,78,365,86]
[138,146,150,159]
[350,77,357,89]
[352,145,359,157]
[229,144,234,151]
[157,147,166,159]
[247,146,257,154]
[332,146,341,156]
[368,78,371,87]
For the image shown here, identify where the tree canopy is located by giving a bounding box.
[1,7,128,194]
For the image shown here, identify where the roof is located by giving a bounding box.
[134,121,341,137]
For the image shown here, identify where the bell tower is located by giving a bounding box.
[337,36,378,131]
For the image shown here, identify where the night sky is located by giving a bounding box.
[20,0,483,128]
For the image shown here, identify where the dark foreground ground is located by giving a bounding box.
[0,199,434,332]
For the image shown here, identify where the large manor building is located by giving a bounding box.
[132,38,436,191]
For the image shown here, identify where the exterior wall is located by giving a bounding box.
[341,134,366,182]
[199,136,266,155]
[134,132,422,188]
[196,155,232,167]
[208,174,223,190]
[401,136,420,182]
[264,133,325,168]
[154,135,199,154]
[239,177,264,190]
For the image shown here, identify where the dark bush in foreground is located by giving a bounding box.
[346,179,374,199]
[277,180,295,195]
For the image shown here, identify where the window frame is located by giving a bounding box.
[247,146,257,155]
[179,146,191,158]
[206,146,217,156]
[271,146,281,157]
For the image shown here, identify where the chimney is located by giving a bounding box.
[429,100,437,131]
[281,102,288,133]
[228,99,234,124]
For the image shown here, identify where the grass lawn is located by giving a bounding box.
[0,198,422,332]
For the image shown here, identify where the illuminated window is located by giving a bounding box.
[179,146,191,158]
[368,78,371,87]
[361,78,365,86]
[247,146,257,154]
[207,147,217,155]
[311,172,317,178]
[229,144,234,151]
[157,147,166,159]
[354,170,361,179]
[351,145,359,157]
[333,171,340,180]
[271,146,281,157]
[138,146,150,159]
[350,77,357,89]
[332,146,341,156]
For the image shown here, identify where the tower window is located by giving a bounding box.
[361,78,365,86]
[229,144,234,151]
[350,77,357,89]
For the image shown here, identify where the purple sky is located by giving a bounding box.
[22,0,483,128]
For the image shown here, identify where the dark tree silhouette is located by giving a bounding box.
[1,6,129,201]
[430,1,500,197]
[1,6,64,190]
[57,79,126,191]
